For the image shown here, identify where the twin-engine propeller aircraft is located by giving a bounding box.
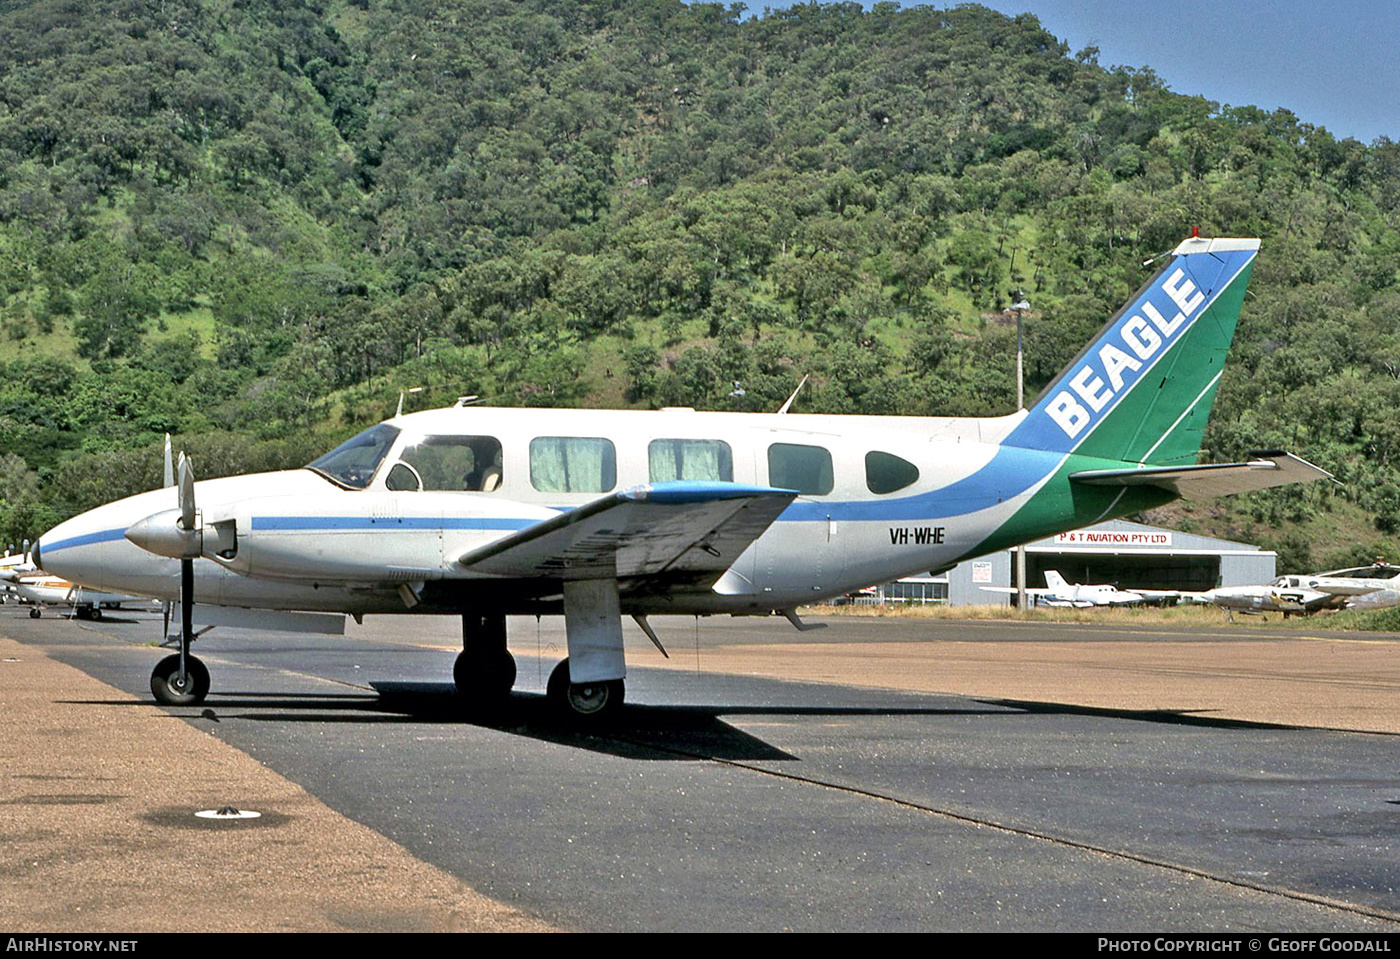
[35,236,1330,720]
[1185,563,1400,619]
[1182,581,1347,619]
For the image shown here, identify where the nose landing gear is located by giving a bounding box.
[150,652,210,706]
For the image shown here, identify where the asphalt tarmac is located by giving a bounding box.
[2,604,1399,932]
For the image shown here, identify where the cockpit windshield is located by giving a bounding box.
[306,424,401,489]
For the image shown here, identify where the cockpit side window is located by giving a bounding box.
[306,424,401,490]
[395,435,503,491]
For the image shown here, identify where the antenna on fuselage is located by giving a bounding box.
[776,375,809,414]
[396,386,425,418]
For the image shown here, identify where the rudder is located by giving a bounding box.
[1005,237,1259,466]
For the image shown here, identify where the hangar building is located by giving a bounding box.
[881,520,1276,606]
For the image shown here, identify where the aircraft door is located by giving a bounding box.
[753,440,845,601]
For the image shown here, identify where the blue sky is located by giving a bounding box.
[971,0,1397,143]
[752,2,1399,144]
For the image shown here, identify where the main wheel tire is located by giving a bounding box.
[29,607,40,619]
[547,658,624,722]
[150,654,211,706]
[453,648,517,702]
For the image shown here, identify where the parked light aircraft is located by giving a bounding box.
[1183,582,1342,618]
[0,548,34,604]
[34,236,1330,720]
[9,573,145,619]
[979,569,1175,607]
[1187,563,1400,618]
[1289,563,1400,610]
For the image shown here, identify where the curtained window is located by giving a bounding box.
[530,436,617,493]
[648,439,733,483]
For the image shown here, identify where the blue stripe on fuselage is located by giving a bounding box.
[40,528,129,554]
[778,444,1063,522]
[43,453,1060,554]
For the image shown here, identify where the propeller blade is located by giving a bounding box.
[163,434,174,489]
[177,453,196,532]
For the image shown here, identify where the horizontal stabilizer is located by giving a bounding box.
[1069,452,1331,499]
[456,481,797,581]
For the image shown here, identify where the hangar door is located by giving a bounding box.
[1024,553,1219,593]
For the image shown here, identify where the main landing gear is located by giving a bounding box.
[451,612,625,722]
[453,612,517,709]
[547,658,624,721]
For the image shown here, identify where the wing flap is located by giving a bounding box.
[1069,452,1331,499]
[456,481,797,581]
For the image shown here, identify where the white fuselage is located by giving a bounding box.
[38,405,1060,617]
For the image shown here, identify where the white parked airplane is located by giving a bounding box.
[34,236,1330,719]
[1187,563,1400,618]
[9,573,146,620]
[980,569,1175,607]
[1289,563,1400,610]
[1183,582,1341,618]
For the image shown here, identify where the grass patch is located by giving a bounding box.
[802,601,1400,633]
[1307,606,1400,632]
[803,603,1240,626]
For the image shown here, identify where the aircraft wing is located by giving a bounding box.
[1068,452,1330,499]
[455,481,797,582]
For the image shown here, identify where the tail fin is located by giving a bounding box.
[1006,237,1259,466]
[1043,570,1069,592]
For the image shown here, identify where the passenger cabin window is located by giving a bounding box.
[865,450,920,495]
[388,435,503,492]
[648,439,733,483]
[306,424,400,490]
[530,437,616,493]
[767,443,833,496]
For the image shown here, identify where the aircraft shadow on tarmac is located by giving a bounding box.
[63,682,1011,762]
[981,697,1400,736]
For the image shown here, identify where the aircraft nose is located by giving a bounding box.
[34,513,118,588]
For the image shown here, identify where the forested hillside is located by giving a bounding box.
[0,0,1397,573]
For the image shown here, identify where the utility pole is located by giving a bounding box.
[1012,294,1030,611]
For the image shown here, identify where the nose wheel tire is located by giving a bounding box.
[150,654,210,706]
[547,658,624,722]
